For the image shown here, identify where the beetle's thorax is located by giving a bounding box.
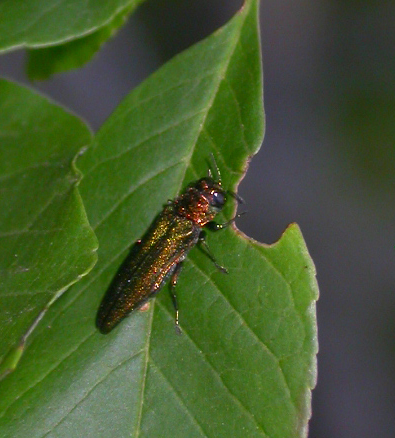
[173,177,227,227]
[173,187,215,226]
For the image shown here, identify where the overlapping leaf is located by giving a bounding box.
[0,80,98,377]
[0,0,144,78]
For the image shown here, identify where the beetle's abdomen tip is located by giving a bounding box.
[97,324,112,335]
[96,313,114,335]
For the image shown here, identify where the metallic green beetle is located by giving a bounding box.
[96,162,241,334]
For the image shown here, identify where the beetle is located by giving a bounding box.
[96,159,242,334]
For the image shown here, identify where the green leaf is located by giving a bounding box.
[0,80,98,377]
[0,0,143,52]
[0,1,318,436]
[26,2,140,80]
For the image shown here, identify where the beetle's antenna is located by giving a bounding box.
[228,190,244,204]
[209,153,221,182]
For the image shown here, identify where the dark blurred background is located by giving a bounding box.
[1,1,394,436]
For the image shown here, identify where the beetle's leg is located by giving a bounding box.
[206,211,246,231]
[198,231,228,274]
[170,262,183,335]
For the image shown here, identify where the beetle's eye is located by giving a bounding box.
[212,191,225,208]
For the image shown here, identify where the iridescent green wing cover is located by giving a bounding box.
[96,205,201,333]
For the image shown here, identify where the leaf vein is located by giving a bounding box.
[149,357,208,437]
[155,300,269,436]
[43,349,145,437]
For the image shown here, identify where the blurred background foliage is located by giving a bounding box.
[1,0,394,437]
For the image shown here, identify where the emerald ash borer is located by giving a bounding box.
[96,159,242,334]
